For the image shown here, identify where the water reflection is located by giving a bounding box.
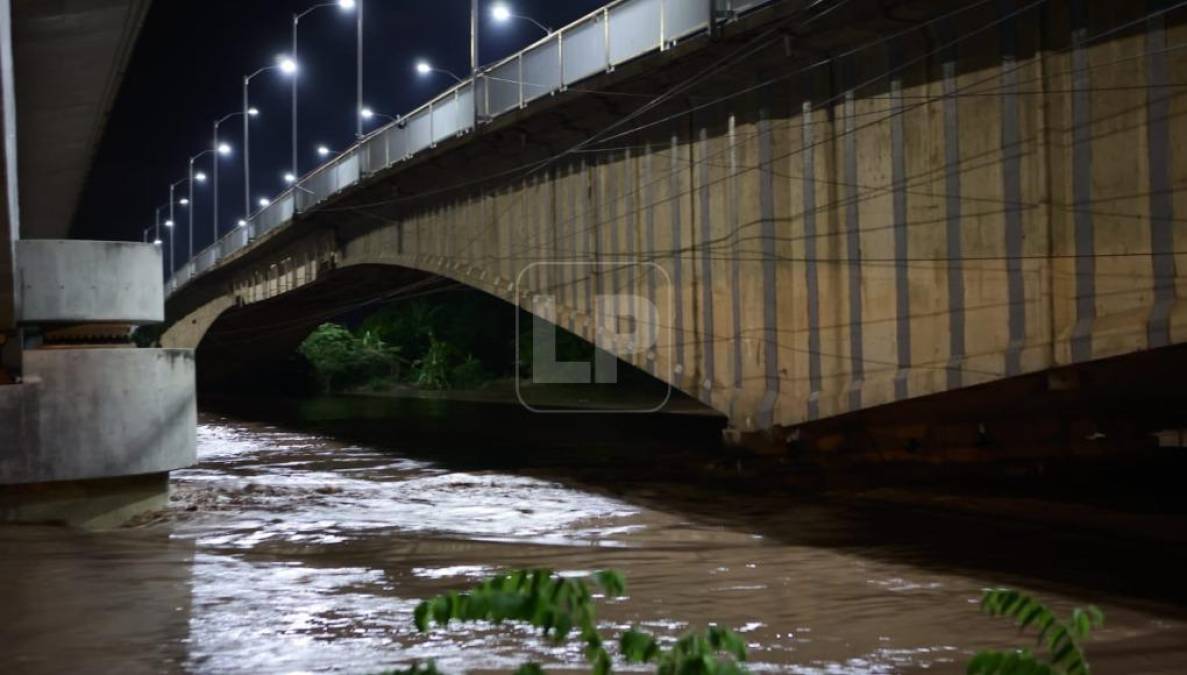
[0,401,1185,674]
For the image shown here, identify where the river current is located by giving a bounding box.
[1,397,1184,674]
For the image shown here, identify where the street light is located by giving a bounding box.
[259,197,272,208]
[359,107,397,130]
[168,178,191,263]
[213,111,248,245]
[291,0,358,176]
[415,60,463,83]
[244,59,296,225]
[156,205,174,274]
[185,145,223,261]
[284,173,297,184]
[490,2,551,34]
[317,145,334,158]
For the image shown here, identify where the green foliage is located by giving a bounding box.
[299,323,402,392]
[450,355,489,390]
[406,569,748,675]
[620,625,748,675]
[412,336,454,390]
[362,293,518,381]
[969,589,1104,675]
[362,301,442,365]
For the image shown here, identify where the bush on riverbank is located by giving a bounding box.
[299,292,506,393]
[299,324,403,391]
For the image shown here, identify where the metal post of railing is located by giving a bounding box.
[660,0,667,49]
[483,73,490,120]
[518,53,524,108]
[603,8,611,71]
[557,30,564,90]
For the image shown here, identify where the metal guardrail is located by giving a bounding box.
[166,0,775,294]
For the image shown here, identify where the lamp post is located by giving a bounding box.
[490,2,551,35]
[168,178,190,262]
[471,0,479,129]
[359,107,398,130]
[292,0,357,177]
[156,205,174,275]
[244,58,296,227]
[356,0,364,138]
[415,60,464,84]
[213,113,248,244]
[186,149,219,259]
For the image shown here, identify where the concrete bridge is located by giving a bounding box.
[165,0,1187,446]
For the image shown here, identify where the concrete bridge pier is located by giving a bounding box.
[0,241,196,527]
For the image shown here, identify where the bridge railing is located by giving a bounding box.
[165,0,777,295]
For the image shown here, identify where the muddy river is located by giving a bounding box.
[1,397,1185,674]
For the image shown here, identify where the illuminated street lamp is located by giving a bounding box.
[156,205,174,274]
[359,107,397,129]
[213,110,250,243]
[244,59,296,224]
[185,145,225,261]
[167,178,192,263]
[291,0,359,176]
[415,60,464,84]
[284,172,297,184]
[490,2,551,35]
[316,145,334,158]
[259,197,272,208]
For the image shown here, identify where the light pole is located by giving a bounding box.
[244,58,296,227]
[415,60,464,84]
[359,107,398,131]
[156,205,174,275]
[356,0,364,138]
[186,149,220,259]
[471,0,479,129]
[168,179,190,262]
[490,2,551,35]
[213,113,248,244]
[292,0,357,177]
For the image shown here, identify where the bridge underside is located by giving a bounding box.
[166,0,1187,446]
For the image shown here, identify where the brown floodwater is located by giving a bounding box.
[1,396,1186,674]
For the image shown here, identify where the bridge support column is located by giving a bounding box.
[0,241,196,527]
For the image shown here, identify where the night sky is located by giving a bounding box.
[73,0,606,258]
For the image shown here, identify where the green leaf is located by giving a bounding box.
[413,602,430,633]
[594,570,627,597]
[621,628,660,663]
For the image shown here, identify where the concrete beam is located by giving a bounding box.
[16,240,163,324]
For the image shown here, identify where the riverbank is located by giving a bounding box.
[342,377,721,416]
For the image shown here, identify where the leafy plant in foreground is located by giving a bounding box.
[968,589,1104,675]
[403,569,749,675]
